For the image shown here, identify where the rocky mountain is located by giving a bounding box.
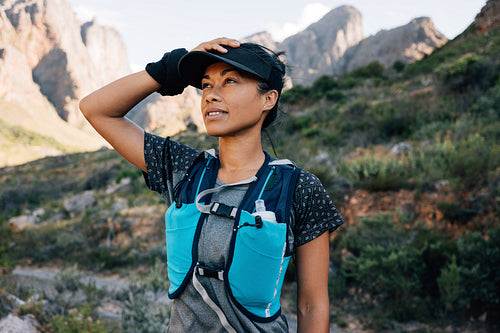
[473,0,500,33]
[244,7,447,86]
[340,17,448,73]
[282,5,364,86]
[0,0,449,167]
[0,0,205,167]
[1,0,130,124]
[0,0,128,165]
[243,6,364,86]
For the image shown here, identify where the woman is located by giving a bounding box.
[80,37,343,332]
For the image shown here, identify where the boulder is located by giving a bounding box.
[390,142,413,156]
[8,214,37,232]
[0,314,40,333]
[63,191,97,214]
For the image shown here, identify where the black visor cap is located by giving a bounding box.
[178,47,283,92]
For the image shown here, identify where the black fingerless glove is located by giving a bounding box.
[145,48,189,96]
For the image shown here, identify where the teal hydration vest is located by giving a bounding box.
[165,151,301,322]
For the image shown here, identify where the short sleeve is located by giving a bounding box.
[143,132,200,202]
[292,170,344,247]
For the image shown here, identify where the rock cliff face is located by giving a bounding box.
[1,0,131,124]
[340,17,448,73]
[244,6,446,86]
[473,0,500,34]
[0,1,117,165]
[0,0,205,167]
[281,5,364,86]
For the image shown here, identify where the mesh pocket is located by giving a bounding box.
[228,210,290,318]
[165,203,200,294]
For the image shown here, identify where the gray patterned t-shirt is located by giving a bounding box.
[143,132,343,332]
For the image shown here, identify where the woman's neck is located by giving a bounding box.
[217,135,265,183]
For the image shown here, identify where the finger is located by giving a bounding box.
[191,38,240,53]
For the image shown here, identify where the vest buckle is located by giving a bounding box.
[210,202,237,219]
[196,265,224,280]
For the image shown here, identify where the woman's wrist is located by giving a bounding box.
[145,48,189,96]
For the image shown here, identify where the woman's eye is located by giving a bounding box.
[201,82,212,89]
[225,78,236,84]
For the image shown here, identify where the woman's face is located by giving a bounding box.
[200,62,274,138]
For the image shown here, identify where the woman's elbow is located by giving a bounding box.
[79,95,96,121]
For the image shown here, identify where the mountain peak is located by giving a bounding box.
[473,0,500,34]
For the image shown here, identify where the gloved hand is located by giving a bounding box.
[145,48,188,96]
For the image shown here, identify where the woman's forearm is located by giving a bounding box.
[79,70,160,120]
[297,300,330,333]
[78,70,160,172]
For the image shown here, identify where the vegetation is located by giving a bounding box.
[1,24,499,331]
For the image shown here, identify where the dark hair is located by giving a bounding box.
[238,43,286,129]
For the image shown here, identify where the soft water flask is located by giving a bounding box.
[252,199,277,223]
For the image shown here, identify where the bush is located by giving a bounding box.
[46,304,109,333]
[280,84,311,104]
[338,153,415,191]
[438,255,461,311]
[335,214,431,321]
[456,227,500,307]
[392,60,406,73]
[350,61,385,79]
[438,53,498,93]
[120,259,170,332]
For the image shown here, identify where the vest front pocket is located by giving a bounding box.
[228,210,290,318]
[165,203,201,296]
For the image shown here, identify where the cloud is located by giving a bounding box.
[268,3,331,41]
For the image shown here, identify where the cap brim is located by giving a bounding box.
[178,48,271,89]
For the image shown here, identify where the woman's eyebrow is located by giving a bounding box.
[220,68,238,76]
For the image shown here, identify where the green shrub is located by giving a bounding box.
[438,53,498,93]
[370,102,418,139]
[456,227,500,307]
[310,75,338,101]
[337,76,359,89]
[338,153,414,191]
[392,60,406,73]
[120,259,170,333]
[350,61,385,79]
[115,168,142,184]
[436,201,477,224]
[325,89,345,102]
[46,304,109,333]
[438,255,461,311]
[281,84,311,104]
[336,214,431,321]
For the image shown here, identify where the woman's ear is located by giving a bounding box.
[263,90,279,111]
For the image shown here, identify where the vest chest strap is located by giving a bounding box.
[195,176,257,215]
[210,202,238,219]
[196,265,224,280]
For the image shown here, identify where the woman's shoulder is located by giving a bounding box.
[292,168,344,246]
[144,132,201,172]
[293,168,343,216]
[295,169,325,191]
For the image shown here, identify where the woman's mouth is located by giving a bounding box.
[206,109,227,119]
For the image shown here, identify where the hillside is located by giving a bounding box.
[0,1,499,332]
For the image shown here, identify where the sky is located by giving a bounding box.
[67,0,487,71]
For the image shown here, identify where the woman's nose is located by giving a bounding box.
[204,88,222,103]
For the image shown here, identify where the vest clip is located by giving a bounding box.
[210,202,237,219]
[196,265,224,280]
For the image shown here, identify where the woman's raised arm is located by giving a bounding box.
[79,70,160,172]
